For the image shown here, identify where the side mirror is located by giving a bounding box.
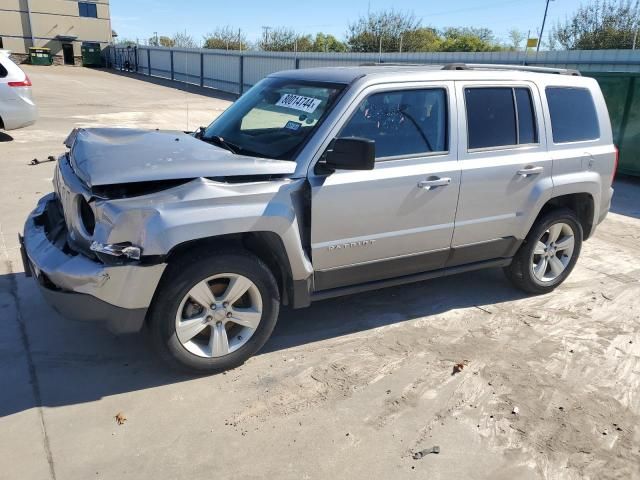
[322,137,375,172]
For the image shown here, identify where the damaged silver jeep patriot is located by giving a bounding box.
[21,64,616,372]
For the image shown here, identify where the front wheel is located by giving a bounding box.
[148,250,280,373]
[504,208,583,294]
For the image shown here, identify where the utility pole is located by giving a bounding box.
[379,35,383,63]
[537,0,552,52]
[153,31,158,46]
[633,23,638,50]
[238,28,243,51]
[399,35,403,54]
[262,26,271,50]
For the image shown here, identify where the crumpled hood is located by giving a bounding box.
[67,128,296,187]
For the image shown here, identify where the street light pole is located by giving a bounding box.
[537,0,552,52]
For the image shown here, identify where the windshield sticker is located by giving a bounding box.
[284,121,302,131]
[276,94,322,113]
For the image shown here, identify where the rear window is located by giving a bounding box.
[546,87,600,143]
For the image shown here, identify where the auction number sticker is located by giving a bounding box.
[276,94,322,113]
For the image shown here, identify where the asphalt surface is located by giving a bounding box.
[1,66,639,480]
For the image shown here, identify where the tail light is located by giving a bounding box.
[8,73,32,87]
[612,145,619,183]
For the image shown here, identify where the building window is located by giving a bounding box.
[78,2,98,18]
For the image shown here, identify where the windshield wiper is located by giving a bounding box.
[201,134,241,154]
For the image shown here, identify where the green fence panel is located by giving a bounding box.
[586,72,640,176]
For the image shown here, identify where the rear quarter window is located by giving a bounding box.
[0,61,7,78]
[546,87,600,143]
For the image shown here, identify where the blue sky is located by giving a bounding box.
[110,0,586,45]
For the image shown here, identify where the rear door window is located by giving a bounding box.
[546,87,600,143]
[515,88,538,144]
[465,87,539,150]
[465,88,516,149]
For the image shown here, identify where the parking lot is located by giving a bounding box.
[1,66,640,479]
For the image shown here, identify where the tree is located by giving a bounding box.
[259,27,316,52]
[551,0,640,50]
[401,27,441,52]
[203,27,247,50]
[172,32,199,49]
[346,9,421,52]
[508,29,525,50]
[312,33,348,52]
[346,9,504,52]
[440,27,504,52]
[117,38,137,47]
[158,36,175,48]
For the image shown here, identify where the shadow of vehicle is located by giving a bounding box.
[0,132,14,142]
[1,267,524,418]
[611,175,640,219]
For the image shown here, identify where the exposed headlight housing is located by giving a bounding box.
[90,241,142,261]
[77,196,96,237]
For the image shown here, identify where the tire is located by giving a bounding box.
[148,249,280,373]
[504,208,583,295]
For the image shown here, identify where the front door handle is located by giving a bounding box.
[417,177,451,190]
[517,166,544,177]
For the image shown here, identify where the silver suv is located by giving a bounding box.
[21,64,616,372]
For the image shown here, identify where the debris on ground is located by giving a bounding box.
[413,446,440,459]
[602,293,613,301]
[29,155,56,166]
[452,360,470,375]
[114,412,127,425]
[512,406,520,415]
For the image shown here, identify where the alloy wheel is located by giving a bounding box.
[531,222,576,282]
[175,273,263,358]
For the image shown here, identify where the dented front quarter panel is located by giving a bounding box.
[93,177,314,281]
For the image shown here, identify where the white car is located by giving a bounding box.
[0,50,37,131]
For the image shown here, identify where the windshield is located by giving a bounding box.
[203,78,345,160]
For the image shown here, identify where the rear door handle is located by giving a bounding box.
[417,177,451,190]
[517,166,544,177]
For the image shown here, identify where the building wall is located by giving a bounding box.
[0,0,111,63]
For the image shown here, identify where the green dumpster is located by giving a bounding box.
[29,47,52,66]
[81,43,102,67]
[586,72,640,177]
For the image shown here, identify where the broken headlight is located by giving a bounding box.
[90,241,142,262]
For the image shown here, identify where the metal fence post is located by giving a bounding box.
[238,53,244,95]
[147,48,151,76]
[295,57,300,69]
[134,46,138,72]
[170,50,174,81]
[200,52,204,87]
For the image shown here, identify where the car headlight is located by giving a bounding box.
[90,241,142,261]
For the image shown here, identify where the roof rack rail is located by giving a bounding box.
[359,62,428,67]
[442,63,581,76]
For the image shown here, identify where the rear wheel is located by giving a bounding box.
[148,250,280,373]
[504,208,583,294]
